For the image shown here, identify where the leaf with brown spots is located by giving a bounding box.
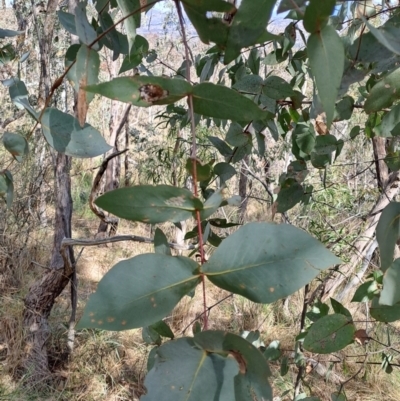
[304,314,355,354]
[203,222,340,303]
[77,253,201,331]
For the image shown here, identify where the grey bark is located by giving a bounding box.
[22,0,76,387]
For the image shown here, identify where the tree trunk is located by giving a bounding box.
[372,137,389,191]
[323,171,400,300]
[22,0,76,387]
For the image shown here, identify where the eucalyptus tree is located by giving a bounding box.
[3,0,400,399]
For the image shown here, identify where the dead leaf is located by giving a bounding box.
[315,115,329,135]
[354,329,369,345]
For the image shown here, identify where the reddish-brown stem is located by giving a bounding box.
[174,0,208,330]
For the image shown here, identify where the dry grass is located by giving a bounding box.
[2,200,400,400]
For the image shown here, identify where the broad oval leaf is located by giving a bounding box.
[370,296,400,322]
[192,82,269,122]
[275,178,304,213]
[380,258,400,306]
[182,0,233,47]
[365,67,400,113]
[95,185,203,224]
[142,336,238,401]
[3,132,29,162]
[40,108,112,158]
[224,0,275,64]
[376,202,400,272]
[376,104,400,137]
[85,76,192,106]
[214,162,236,185]
[143,330,271,401]
[303,0,335,34]
[263,76,295,100]
[77,254,200,331]
[303,314,355,354]
[202,222,341,303]
[194,330,272,401]
[308,25,344,127]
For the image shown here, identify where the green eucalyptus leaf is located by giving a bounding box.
[75,2,99,50]
[303,314,355,354]
[154,228,171,256]
[232,75,263,94]
[330,298,352,319]
[203,222,340,303]
[193,82,269,122]
[226,122,248,147]
[248,48,260,75]
[142,335,238,401]
[365,68,400,113]
[208,136,233,158]
[142,326,161,345]
[351,281,379,302]
[116,0,141,51]
[331,392,346,401]
[308,25,344,126]
[0,43,16,65]
[376,202,400,272]
[95,185,203,224]
[213,162,236,185]
[0,28,25,38]
[370,296,400,322]
[77,254,200,331]
[193,330,272,401]
[98,11,120,60]
[263,76,295,100]
[57,11,77,36]
[362,17,400,56]
[380,258,400,306]
[72,44,100,105]
[350,125,361,139]
[277,0,307,14]
[150,320,174,339]
[8,78,37,117]
[224,0,276,64]
[263,340,281,361]
[185,158,212,182]
[85,76,192,106]
[40,108,112,158]
[303,0,335,33]
[182,0,233,47]
[3,132,29,162]
[275,178,304,213]
[376,104,400,137]
[200,187,225,220]
[334,96,354,122]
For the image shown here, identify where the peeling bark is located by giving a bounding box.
[323,172,400,300]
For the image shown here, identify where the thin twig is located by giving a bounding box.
[175,0,208,330]
[89,149,128,223]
